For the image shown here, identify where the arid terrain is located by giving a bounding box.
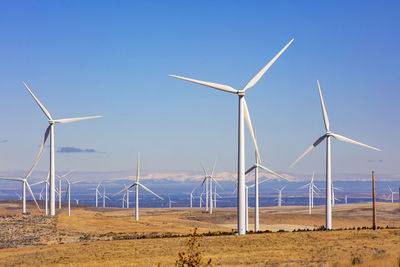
[0,200,399,266]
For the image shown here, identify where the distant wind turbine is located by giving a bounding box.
[170,39,294,234]
[60,174,83,216]
[275,186,285,207]
[0,177,41,213]
[246,146,287,231]
[113,153,163,220]
[331,182,343,207]
[289,81,380,230]
[168,195,177,208]
[387,185,398,203]
[299,172,319,214]
[200,160,222,214]
[23,82,101,216]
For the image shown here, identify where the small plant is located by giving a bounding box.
[351,256,363,265]
[175,228,213,267]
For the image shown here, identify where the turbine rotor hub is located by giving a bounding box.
[237,90,245,96]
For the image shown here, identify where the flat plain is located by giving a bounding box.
[0,200,399,266]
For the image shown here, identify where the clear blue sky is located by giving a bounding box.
[0,1,399,180]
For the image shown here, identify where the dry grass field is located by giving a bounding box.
[0,200,399,266]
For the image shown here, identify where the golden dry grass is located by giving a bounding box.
[0,200,399,266]
[0,229,399,266]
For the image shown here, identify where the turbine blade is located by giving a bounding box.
[112,183,135,197]
[289,135,327,168]
[330,133,381,151]
[138,183,164,200]
[388,185,393,193]
[317,80,330,132]
[26,181,41,212]
[0,177,24,182]
[25,125,51,179]
[53,116,102,124]
[212,177,223,190]
[243,39,294,91]
[201,177,207,187]
[22,82,52,120]
[259,165,287,180]
[169,75,238,94]
[245,165,256,175]
[211,158,217,177]
[243,99,261,162]
[200,162,208,177]
[30,180,46,187]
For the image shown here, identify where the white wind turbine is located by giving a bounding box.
[331,182,343,207]
[289,80,380,229]
[74,199,79,205]
[57,170,74,209]
[101,187,110,207]
[275,186,285,207]
[0,177,41,213]
[168,195,177,208]
[185,188,196,208]
[113,153,163,220]
[60,175,83,216]
[200,161,222,214]
[94,182,102,207]
[387,185,398,203]
[246,147,287,232]
[300,172,319,214]
[23,82,101,216]
[199,193,204,208]
[16,193,22,200]
[170,39,294,234]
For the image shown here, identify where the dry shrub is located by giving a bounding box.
[175,228,213,267]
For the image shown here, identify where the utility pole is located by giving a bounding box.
[372,171,376,230]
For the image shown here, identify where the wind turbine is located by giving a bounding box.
[185,188,196,208]
[299,172,319,214]
[199,193,204,208]
[113,153,163,220]
[246,147,287,232]
[200,160,223,214]
[168,195,177,208]
[74,199,79,205]
[0,177,41,213]
[93,182,102,207]
[170,39,294,234]
[57,170,74,209]
[275,186,285,207]
[60,175,83,216]
[16,193,22,200]
[23,82,101,216]
[331,182,342,207]
[289,81,380,230]
[387,185,398,203]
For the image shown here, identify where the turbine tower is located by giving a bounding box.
[289,81,380,229]
[170,39,293,234]
[113,153,163,220]
[23,82,101,216]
